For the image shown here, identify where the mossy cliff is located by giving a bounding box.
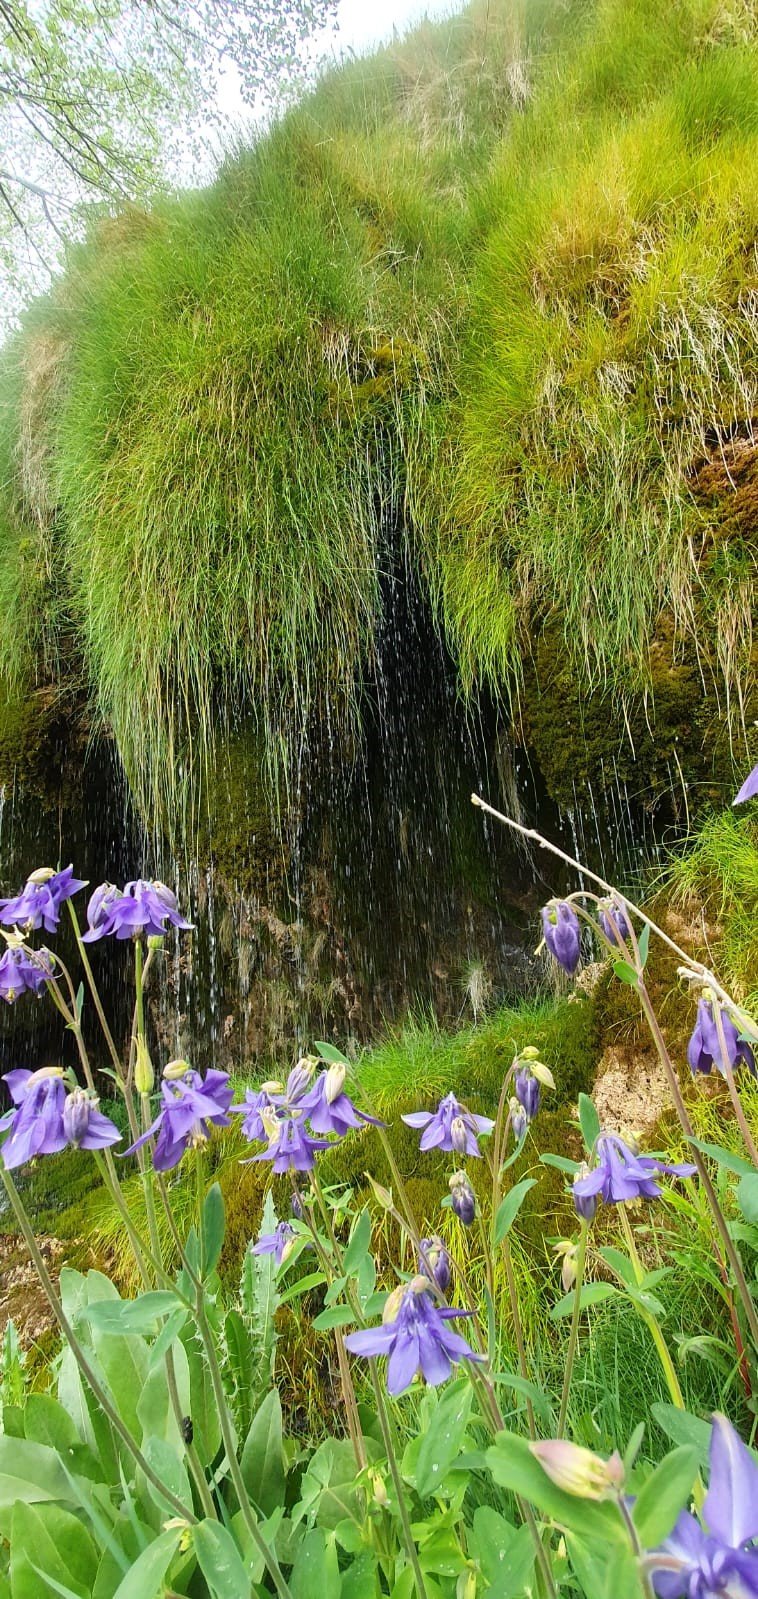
[0,0,756,827]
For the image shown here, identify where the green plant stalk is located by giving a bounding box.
[194,1292,293,1599]
[618,1206,686,1410]
[617,1494,656,1599]
[368,1359,430,1599]
[0,1161,197,1523]
[556,1218,589,1439]
[66,900,124,1081]
[307,1170,368,1471]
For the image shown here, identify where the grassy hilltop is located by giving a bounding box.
[0,0,757,819]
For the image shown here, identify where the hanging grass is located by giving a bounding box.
[0,0,756,821]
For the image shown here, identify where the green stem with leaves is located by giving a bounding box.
[557,1218,589,1438]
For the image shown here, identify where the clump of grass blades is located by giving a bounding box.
[662,808,758,1006]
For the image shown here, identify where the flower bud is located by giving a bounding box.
[325,1061,346,1104]
[287,1058,316,1101]
[368,1469,389,1508]
[450,1115,469,1155]
[529,1060,555,1090]
[456,1567,478,1599]
[530,1439,625,1500]
[27,866,55,885]
[510,1096,528,1143]
[260,1079,283,1095]
[163,1058,191,1081]
[573,1164,598,1223]
[63,1088,92,1146]
[449,1170,476,1226]
[418,1235,451,1294]
[553,1239,577,1293]
[520,1045,540,1061]
[515,1067,540,1122]
[367,1175,394,1210]
[291,1189,305,1221]
[135,1037,154,1095]
[147,934,165,951]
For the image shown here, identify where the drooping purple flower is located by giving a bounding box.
[573,1164,598,1223]
[510,1096,528,1143]
[402,1092,494,1158]
[246,1111,331,1174]
[344,1277,484,1395]
[302,1064,383,1138]
[597,897,632,946]
[0,944,55,1003]
[572,1132,695,1208]
[291,1188,305,1221]
[515,1067,540,1122]
[0,1068,68,1169]
[0,866,87,934]
[124,1067,232,1171]
[418,1236,451,1294]
[449,1170,476,1225]
[230,1087,273,1142]
[62,1088,121,1151]
[541,901,581,976]
[687,997,756,1078]
[82,879,193,942]
[651,1414,758,1598]
[252,1220,297,1266]
[733,763,758,807]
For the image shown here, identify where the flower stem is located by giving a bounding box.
[0,1162,196,1523]
[368,1360,430,1599]
[557,1218,589,1438]
[618,1206,685,1411]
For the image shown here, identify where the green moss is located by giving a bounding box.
[1,0,757,817]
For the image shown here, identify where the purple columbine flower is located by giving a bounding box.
[230,1087,274,1142]
[344,1276,484,1395]
[0,944,54,1003]
[252,1220,297,1266]
[418,1235,451,1293]
[515,1067,540,1122]
[541,901,581,975]
[510,1096,528,1142]
[0,1068,68,1169]
[449,1170,476,1225]
[246,1111,331,1174]
[597,896,632,946]
[62,1088,121,1151]
[0,866,87,934]
[687,997,756,1078]
[301,1064,383,1138]
[572,1132,695,1208]
[124,1067,232,1171]
[734,763,758,806]
[651,1414,758,1598]
[82,879,193,942]
[402,1092,494,1158]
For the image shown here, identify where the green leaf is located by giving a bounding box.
[200,1183,225,1277]
[493,1178,537,1245]
[688,1139,755,1177]
[10,1502,97,1599]
[494,1371,554,1426]
[414,1380,472,1499]
[22,1395,82,1454]
[612,960,639,988]
[486,1433,627,1544]
[578,1093,600,1155]
[314,1041,349,1065]
[340,1552,381,1599]
[650,1405,712,1466]
[279,1271,326,1305]
[141,1436,192,1517]
[597,1247,636,1287]
[638,923,650,967]
[312,1305,356,1331]
[82,1292,180,1336]
[240,1389,285,1517]
[632,1447,699,1546]
[549,1282,620,1319]
[193,1520,250,1599]
[111,1529,182,1599]
[343,1209,372,1276]
[737,1173,758,1224]
[470,1511,535,1599]
[540,1153,580,1174]
[0,1436,80,1506]
[290,1529,341,1599]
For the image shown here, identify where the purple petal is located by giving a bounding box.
[3,1069,31,1105]
[650,1510,706,1598]
[734,763,758,806]
[704,1414,758,1547]
[387,1333,420,1395]
[401,1112,433,1129]
[344,1325,395,1357]
[417,1325,452,1386]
